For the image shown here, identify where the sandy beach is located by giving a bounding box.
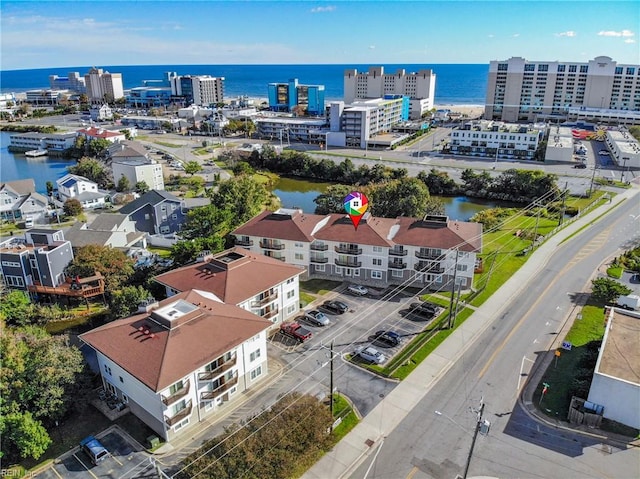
[434,104,485,119]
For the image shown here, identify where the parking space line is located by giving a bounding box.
[73,453,99,479]
[110,453,124,466]
[49,466,64,479]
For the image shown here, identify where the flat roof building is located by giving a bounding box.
[267,78,325,116]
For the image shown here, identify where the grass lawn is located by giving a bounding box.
[252,171,279,186]
[192,147,213,156]
[606,265,623,278]
[300,279,341,295]
[153,141,182,148]
[299,291,316,307]
[45,303,108,334]
[330,394,359,442]
[147,246,172,258]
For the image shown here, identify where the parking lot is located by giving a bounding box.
[36,427,149,479]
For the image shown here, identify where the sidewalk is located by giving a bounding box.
[303,186,640,479]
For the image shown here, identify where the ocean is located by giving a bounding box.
[0,63,488,105]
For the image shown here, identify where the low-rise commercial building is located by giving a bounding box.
[604,128,640,170]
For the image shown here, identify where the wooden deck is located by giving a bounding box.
[28,273,105,298]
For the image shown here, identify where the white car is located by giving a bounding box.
[303,310,330,326]
[347,284,368,296]
[355,346,386,364]
[599,150,610,156]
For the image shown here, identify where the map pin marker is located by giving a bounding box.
[343,191,369,230]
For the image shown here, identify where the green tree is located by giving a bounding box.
[417,169,458,195]
[314,184,352,215]
[65,244,134,291]
[170,237,226,266]
[0,411,52,461]
[210,176,268,227]
[591,278,632,304]
[231,161,255,176]
[135,180,150,194]
[0,290,34,326]
[181,205,234,241]
[68,157,109,187]
[461,169,492,194]
[63,198,83,217]
[45,181,54,198]
[86,138,111,158]
[116,174,131,192]
[109,285,151,319]
[183,160,203,176]
[119,129,133,141]
[369,178,431,218]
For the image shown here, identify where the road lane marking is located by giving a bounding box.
[405,466,419,479]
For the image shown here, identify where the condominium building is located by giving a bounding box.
[170,75,224,106]
[344,67,436,120]
[485,56,640,123]
[110,141,164,191]
[49,72,86,92]
[232,209,482,292]
[267,78,325,115]
[84,67,124,102]
[255,117,328,143]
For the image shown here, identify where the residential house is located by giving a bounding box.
[56,174,109,210]
[232,208,482,291]
[154,247,305,327]
[90,104,113,122]
[80,289,271,440]
[118,190,186,235]
[110,141,165,191]
[0,179,49,224]
[77,126,126,143]
[65,213,146,249]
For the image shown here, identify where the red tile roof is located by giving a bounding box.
[232,209,327,242]
[392,217,482,252]
[154,247,304,304]
[78,127,123,139]
[313,214,393,247]
[80,290,272,391]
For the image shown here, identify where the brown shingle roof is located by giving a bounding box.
[232,209,326,242]
[1,179,36,196]
[154,247,304,305]
[79,290,272,392]
[313,214,393,247]
[392,217,482,252]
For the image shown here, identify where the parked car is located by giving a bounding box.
[79,436,109,465]
[599,150,611,156]
[355,346,386,364]
[372,330,401,347]
[347,284,368,296]
[408,302,437,318]
[280,322,312,343]
[573,163,587,169]
[303,310,330,326]
[320,300,349,314]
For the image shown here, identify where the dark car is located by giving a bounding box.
[79,436,109,465]
[320,300,349,315]
[573,163,587,169]
[372,330,401,347]
[408,302,437,318]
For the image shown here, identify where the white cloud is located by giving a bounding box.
[624,38,636,43]
[598,29,634,37]
[487,34,494,38]
[310,6,336,13]
[369,45,376,49]
[512,33,520,38]
[555,31,577,37]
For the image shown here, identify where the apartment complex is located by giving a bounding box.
[84,67,124,102]
[110,141,164,191]
[80,289,272,440]
[344,67,436,120]
[233,209,482,292]
[485,56,640,123]
[170,75,224,106]
[49,72,86,92]
[267,78,325,115]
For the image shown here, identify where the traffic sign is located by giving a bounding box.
[561,341,572,350]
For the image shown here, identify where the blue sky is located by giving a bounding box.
[1,0,638,70]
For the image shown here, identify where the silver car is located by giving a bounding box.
[355,346,386,364]
[347,284,368,296]
[304,310,330,326]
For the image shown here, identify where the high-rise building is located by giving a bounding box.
[344,67,436,120]
[267,78,325,115]
[49,72,86,93]
[485,56,640,122]
[170,75,225,106]
[84,67,124,102]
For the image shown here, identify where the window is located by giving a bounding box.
[372,258,382,266]
[286,290,295,299]
[171,214,177,220]
[144,213,150,220]
[372,246,383,253]
[497,63,508,71]
[538,64,548,72]
[315,264,325,272]
[286,277,294,284]
[392,270,403,278]
[580,65,589,73]
[250,365,262,380]
[557,65,565,72]
[1,261,20,268]
[524,64,535,72]
[250,349,261,362]
[457,264,468,272]
[371,271,383,279]
[353,269,360,277]
[160,226,170,234]
[169,380,184,395]
[121,394,128,404]
[103,364,112,376]
[615,67,623,75]
[569,65,577,73]
[627,67,636,75]
[287,304,296,315]
[294,253,304,260]
[335,267,342,274]
[119,376,124,383]
[173,417,190,432]
[294,242,303,248]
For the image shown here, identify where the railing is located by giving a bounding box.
[252,291,278,307]
[235,238,254,247]
[388,261,407,269]
[164,400,192,426]
[415,250,444,260]
[310,243,329,251]
[200,376,239,401]
[267,255,286,262]
[259,241,285,250]
[335,259,361,268]
[263,308,279,320]
[161,379,190,406]
[414,262,444,273]
[389,249,408,256]
[198,355,237,381]
[334,246,362,255]
[310,256,329,264]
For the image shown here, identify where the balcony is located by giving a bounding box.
[164,399,192,427]
[198,355,237,381]
[263,308,279,320]
[310,256,329,264]
[388,261,407,269]
[235,238,254,247]
[310,243,328,251]
[260,241,285,250]
[161,379,190,406]
[415,250,444,260]
[267,254,286,262]
[200,375,239,401]
[414,262,445,273]
[335,258,362,268]
[334,246,362,255]
[389,248,408,257]
[252,291,278,307]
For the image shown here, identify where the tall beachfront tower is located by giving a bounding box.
[343,66,436,120]
[84,67,124,102]
[267,78,325,116]
[485,56,640,122]
[170,75,225,107]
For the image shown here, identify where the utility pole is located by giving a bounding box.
[621,157,629,183]
[330,340,335,418]
[448,249,459,329]
[462,398,486,479]
[559,181,568,226]
[588,165,597,198]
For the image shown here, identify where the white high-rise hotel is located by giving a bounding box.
[344,67,436,120]
[485,56,640,122]
[84,67,124,102]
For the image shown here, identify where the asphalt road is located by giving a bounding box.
[350,193,640,479]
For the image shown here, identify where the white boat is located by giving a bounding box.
[25,149,48,157]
